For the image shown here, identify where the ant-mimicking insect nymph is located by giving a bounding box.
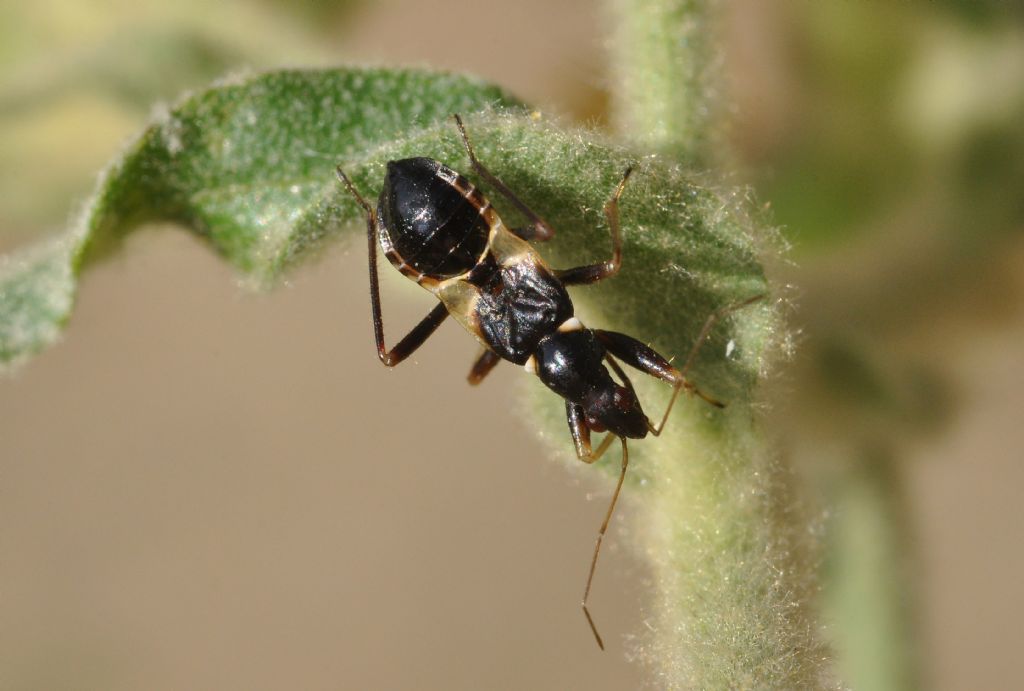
[336,114,761,650]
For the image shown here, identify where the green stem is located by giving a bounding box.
[607,0,720,161]
[602,0,834,686]
[630,405,831,688]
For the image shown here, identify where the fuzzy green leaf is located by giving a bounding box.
[313,118,774,402]
[0,66,825,687]
[0,67,521,367]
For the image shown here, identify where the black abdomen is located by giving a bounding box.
[377,158,490,280]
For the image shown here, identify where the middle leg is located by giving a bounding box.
[555,166,633,286]
[594,329,722,437]
[565,402,627,651]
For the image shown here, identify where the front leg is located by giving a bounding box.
[596,294,765,430]
[566,400,629,651]
[566,401,616,462]
[594,330,721,436]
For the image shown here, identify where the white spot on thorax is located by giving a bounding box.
[523,355,538,375]
[557,317,584,333]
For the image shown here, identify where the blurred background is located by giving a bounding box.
[1,1,1022,689]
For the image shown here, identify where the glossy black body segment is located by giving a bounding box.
[377,157,490,280]
[535,330,610,401]
[537,330,649,439]
[471,256,574,364]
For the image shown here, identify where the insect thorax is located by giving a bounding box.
[438,226,574,365]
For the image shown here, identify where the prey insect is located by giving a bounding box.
[337,115,758,650]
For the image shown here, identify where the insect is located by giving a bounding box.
[336,115,758,650]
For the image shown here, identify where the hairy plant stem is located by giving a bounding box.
[607,0,721,162]
[604,0,833,687]
[629,407,830,688]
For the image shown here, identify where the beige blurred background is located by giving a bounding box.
[2,1,1023,689]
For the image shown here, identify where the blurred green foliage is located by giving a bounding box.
[759,1,1024,255]
[741,3,1024,688]
[932,0,1024,26]
[0,0,351,248]
[2,0,1023,688]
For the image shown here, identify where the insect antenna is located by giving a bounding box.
[680,294,766,381]
[649,293,767,435]
[582,436,629,651]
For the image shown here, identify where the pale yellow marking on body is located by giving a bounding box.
[486,221,550,280]
[437,279,484,346]
[523,355,538,375]
[558,317,584,333]
[415,222,552,349]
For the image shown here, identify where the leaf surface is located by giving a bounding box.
[0,67,522,365]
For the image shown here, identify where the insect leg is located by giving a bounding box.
[566,401,617,463]
[555,166,632,286]
[595,329,719,436]
[452,114,555,242]
[466,348,501,385]
[595,294,766,434]
[337,166,450,367]
[565,403,626,651]
[678,294,766,382]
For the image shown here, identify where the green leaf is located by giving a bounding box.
[0,67,522,367]
[0,65,771,382]
[316,119,774,403]
[0,65,823,687]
